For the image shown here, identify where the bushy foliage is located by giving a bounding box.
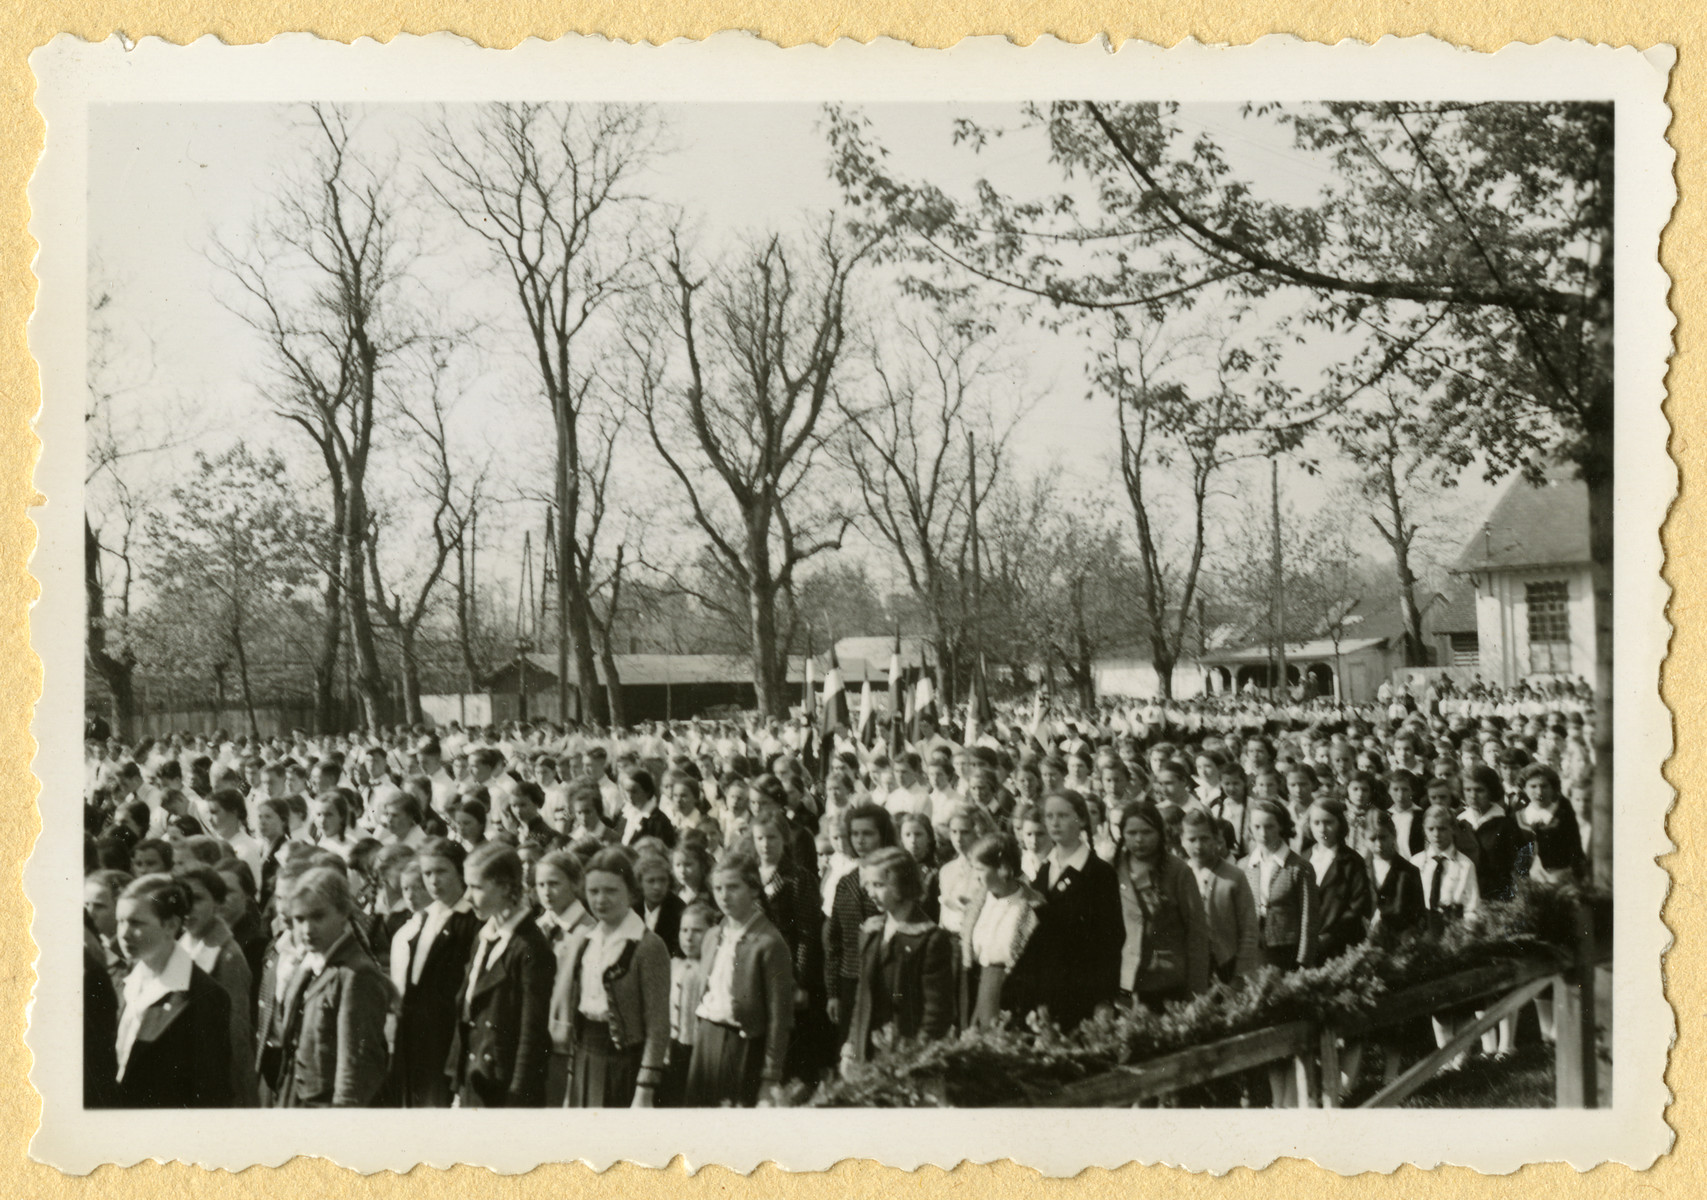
[809,881,1605,1107]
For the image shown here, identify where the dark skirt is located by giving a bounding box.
[970,962,1007,1027]
[1261,945,1299,972]
[833,974,860,1048]
[567,1019,642,1108]
[684,1021,765,1108]
[546,1050,571,1107]
[656,1038,693,1108]
[1131,984,1189,1013]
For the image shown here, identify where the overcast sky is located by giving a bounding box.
[87,101,1500,616]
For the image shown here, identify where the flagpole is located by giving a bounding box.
[968,430,986,738]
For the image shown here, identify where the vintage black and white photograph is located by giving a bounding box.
[28,34,1674,1174]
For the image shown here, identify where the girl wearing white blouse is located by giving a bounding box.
[559,849,671,1107]
[958,833,1046,1029]
[535,849,595,1106]
[1414,804,1483,1060]
[312,791,359,861]
[935,804,996,940]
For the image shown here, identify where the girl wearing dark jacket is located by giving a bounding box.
[276,866,395,1107]
[822,804,895,1048]
[387,838,478,1107]
[842,847,956,1067]
[449,843,554,1107]
[1304,801,1375,962]
[685,852,795,1108]
[1457,765,1534,903]
[751,812,829,1079]
[1032,790,1125,1030]
[111,874,232,1107]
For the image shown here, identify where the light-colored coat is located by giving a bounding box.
[1197,859,1262,978]
[1241,846,1320,967]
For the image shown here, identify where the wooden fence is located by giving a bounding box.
[1043,909,1607,1109]
[129,703,326,740]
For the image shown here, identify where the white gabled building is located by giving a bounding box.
[1453,465,1596,689]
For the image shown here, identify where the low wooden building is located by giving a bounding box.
[476,653,811,724]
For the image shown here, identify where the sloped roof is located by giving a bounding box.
[831,635,933,682]
[517,653,808,686]
[1201,636,1389,666]
[1430,586,1479,634]
[1454,466,1592,573]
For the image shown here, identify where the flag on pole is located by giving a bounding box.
[965,671,982,748]
[909,672,936,744]
[819,642,851,788]
[967,652,995,746]
[857,672,875,749]
[887,630,906,756]
[820,644,851,738]
[803,635,816,724]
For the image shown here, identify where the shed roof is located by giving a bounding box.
[513,652,808,687]
[1454,466,1592,573]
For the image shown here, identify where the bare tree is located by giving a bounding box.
[836,307,1022,708]
[1090,315,1275,698]
[631,222,876,717]
[86,270,188,739]
[214,104,420,728]
[365,341,486,724]
[425,101,661,727]
[1332,384,1480,669]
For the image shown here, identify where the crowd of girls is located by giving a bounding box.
[82,684,1594,1107]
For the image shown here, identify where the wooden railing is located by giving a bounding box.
[1042,909,1608,1109]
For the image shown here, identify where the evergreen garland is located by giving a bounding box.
[808,881,1607,1107]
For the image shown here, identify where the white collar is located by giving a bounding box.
[178,931,222,974]
[881,913,933,942]
[1048,841,1091,874]
[1461,803,1507,829]
[590,909,646,946]
[542,900,587,932]
[720,908,762,942]
[480,905,531,945]
[125,943,194,1004]
[429,893,474,920]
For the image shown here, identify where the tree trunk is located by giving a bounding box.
[564,562,608,727]
[749,578,783,719]
[85,516,138,741]
[598,624,627,729]
[554,401,576,727]
[1379,454,1429,667]
[1151,632,1177,701]
[454,524,480,693]
[341,485,388,727]
[314,556,343,735]
[399,625,424,726]
[231,617,259,740]
[1585,464,1613,890]
[1071,577,1096,709]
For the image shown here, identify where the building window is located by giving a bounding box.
[1526,580,1572,673]
[1449,632,1480,668]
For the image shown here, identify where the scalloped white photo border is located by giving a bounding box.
[24,30,1677,1175]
